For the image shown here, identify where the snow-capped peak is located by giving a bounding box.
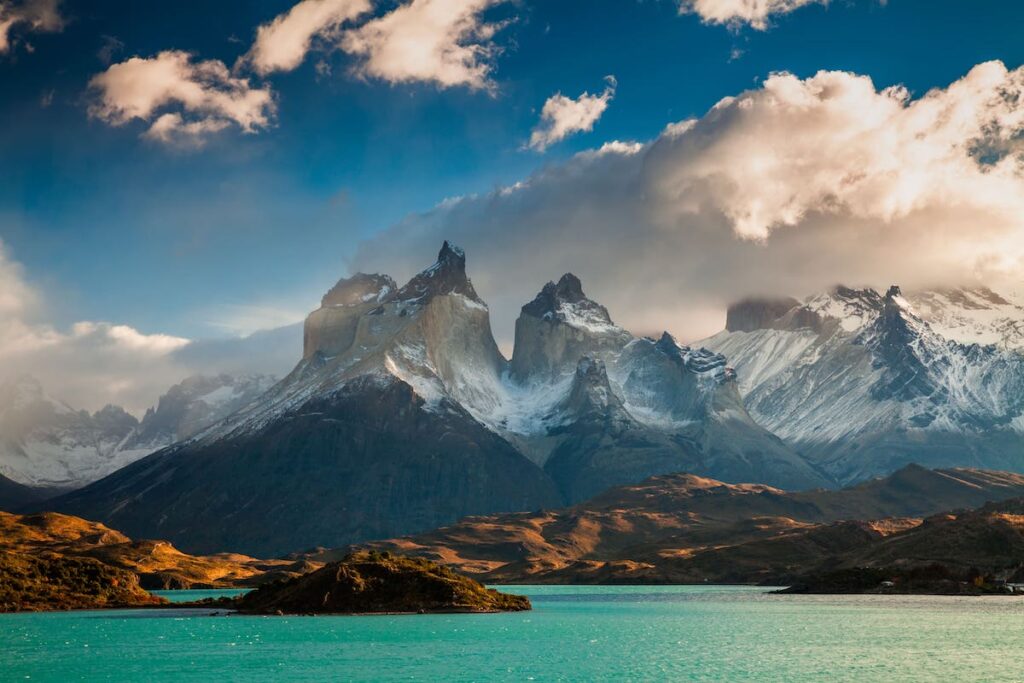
[906,286,1024,350]
[803,285,887,332]
[395,240,481,303]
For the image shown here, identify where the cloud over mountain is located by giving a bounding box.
[353,61,1024,344]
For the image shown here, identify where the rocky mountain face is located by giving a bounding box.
[703,285,1024,484]
[0,373,276,492]
[47,242,825,557]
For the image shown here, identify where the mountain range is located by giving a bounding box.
[0,373,276,492]
[703,285,1024,484]
[17,243,1024,558]
[44,243,825,556]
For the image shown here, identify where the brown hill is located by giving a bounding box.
[849,498,1024,571]
[0,551,166,612]
[347,465,1024,583]
[0,511,319,590]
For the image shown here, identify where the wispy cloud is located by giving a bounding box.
[244,0,371,75]
[528,76,616,152]
[0,0,63,54]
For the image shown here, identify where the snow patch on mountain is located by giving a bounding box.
[704,284,1024,483]
[0,373,277,488]
[907,287,1024,350]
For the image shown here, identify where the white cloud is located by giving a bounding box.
[88,50,276,145]
[529,76,617,152]
[352,61,1024,345]
[0,0,62,54]
[340,0,511,90]
[245,0,371,75]
[678,0,824,29]
[0,243,191,412]
[0,240,298,413]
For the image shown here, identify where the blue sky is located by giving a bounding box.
[3,0,1022,338]
[4,0,1024,410]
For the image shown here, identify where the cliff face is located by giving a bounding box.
[303,273,396,360]
[510,274,633,382]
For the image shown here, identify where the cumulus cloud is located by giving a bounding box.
[678,0,824,30]
[352,61,1024,345]
[528,76,616,152]
[0,240,299,413]
[340,0,511,90]
[245,0,371,75]
[0,0,62,54]
[88,50,275,146]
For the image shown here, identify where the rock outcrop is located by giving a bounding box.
[510,274,632,382]
[234,552,530,614]
[725,297,802,332]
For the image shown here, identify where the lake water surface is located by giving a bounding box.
[3,585,1023,681]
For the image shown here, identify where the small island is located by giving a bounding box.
[228,551,531,615]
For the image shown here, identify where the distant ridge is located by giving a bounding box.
[349,465,1024,584]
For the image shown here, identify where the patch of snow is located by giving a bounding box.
[555,301,622,334]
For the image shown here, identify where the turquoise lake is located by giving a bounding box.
[3,585,1023,681]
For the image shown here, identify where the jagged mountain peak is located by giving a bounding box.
[321,273,397,308]
[520,273,620,334]
[654,330,678,352]
[394,241,481,303]
[511,273,630,382]
[563,357,621,417]
[649,332,733,380]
